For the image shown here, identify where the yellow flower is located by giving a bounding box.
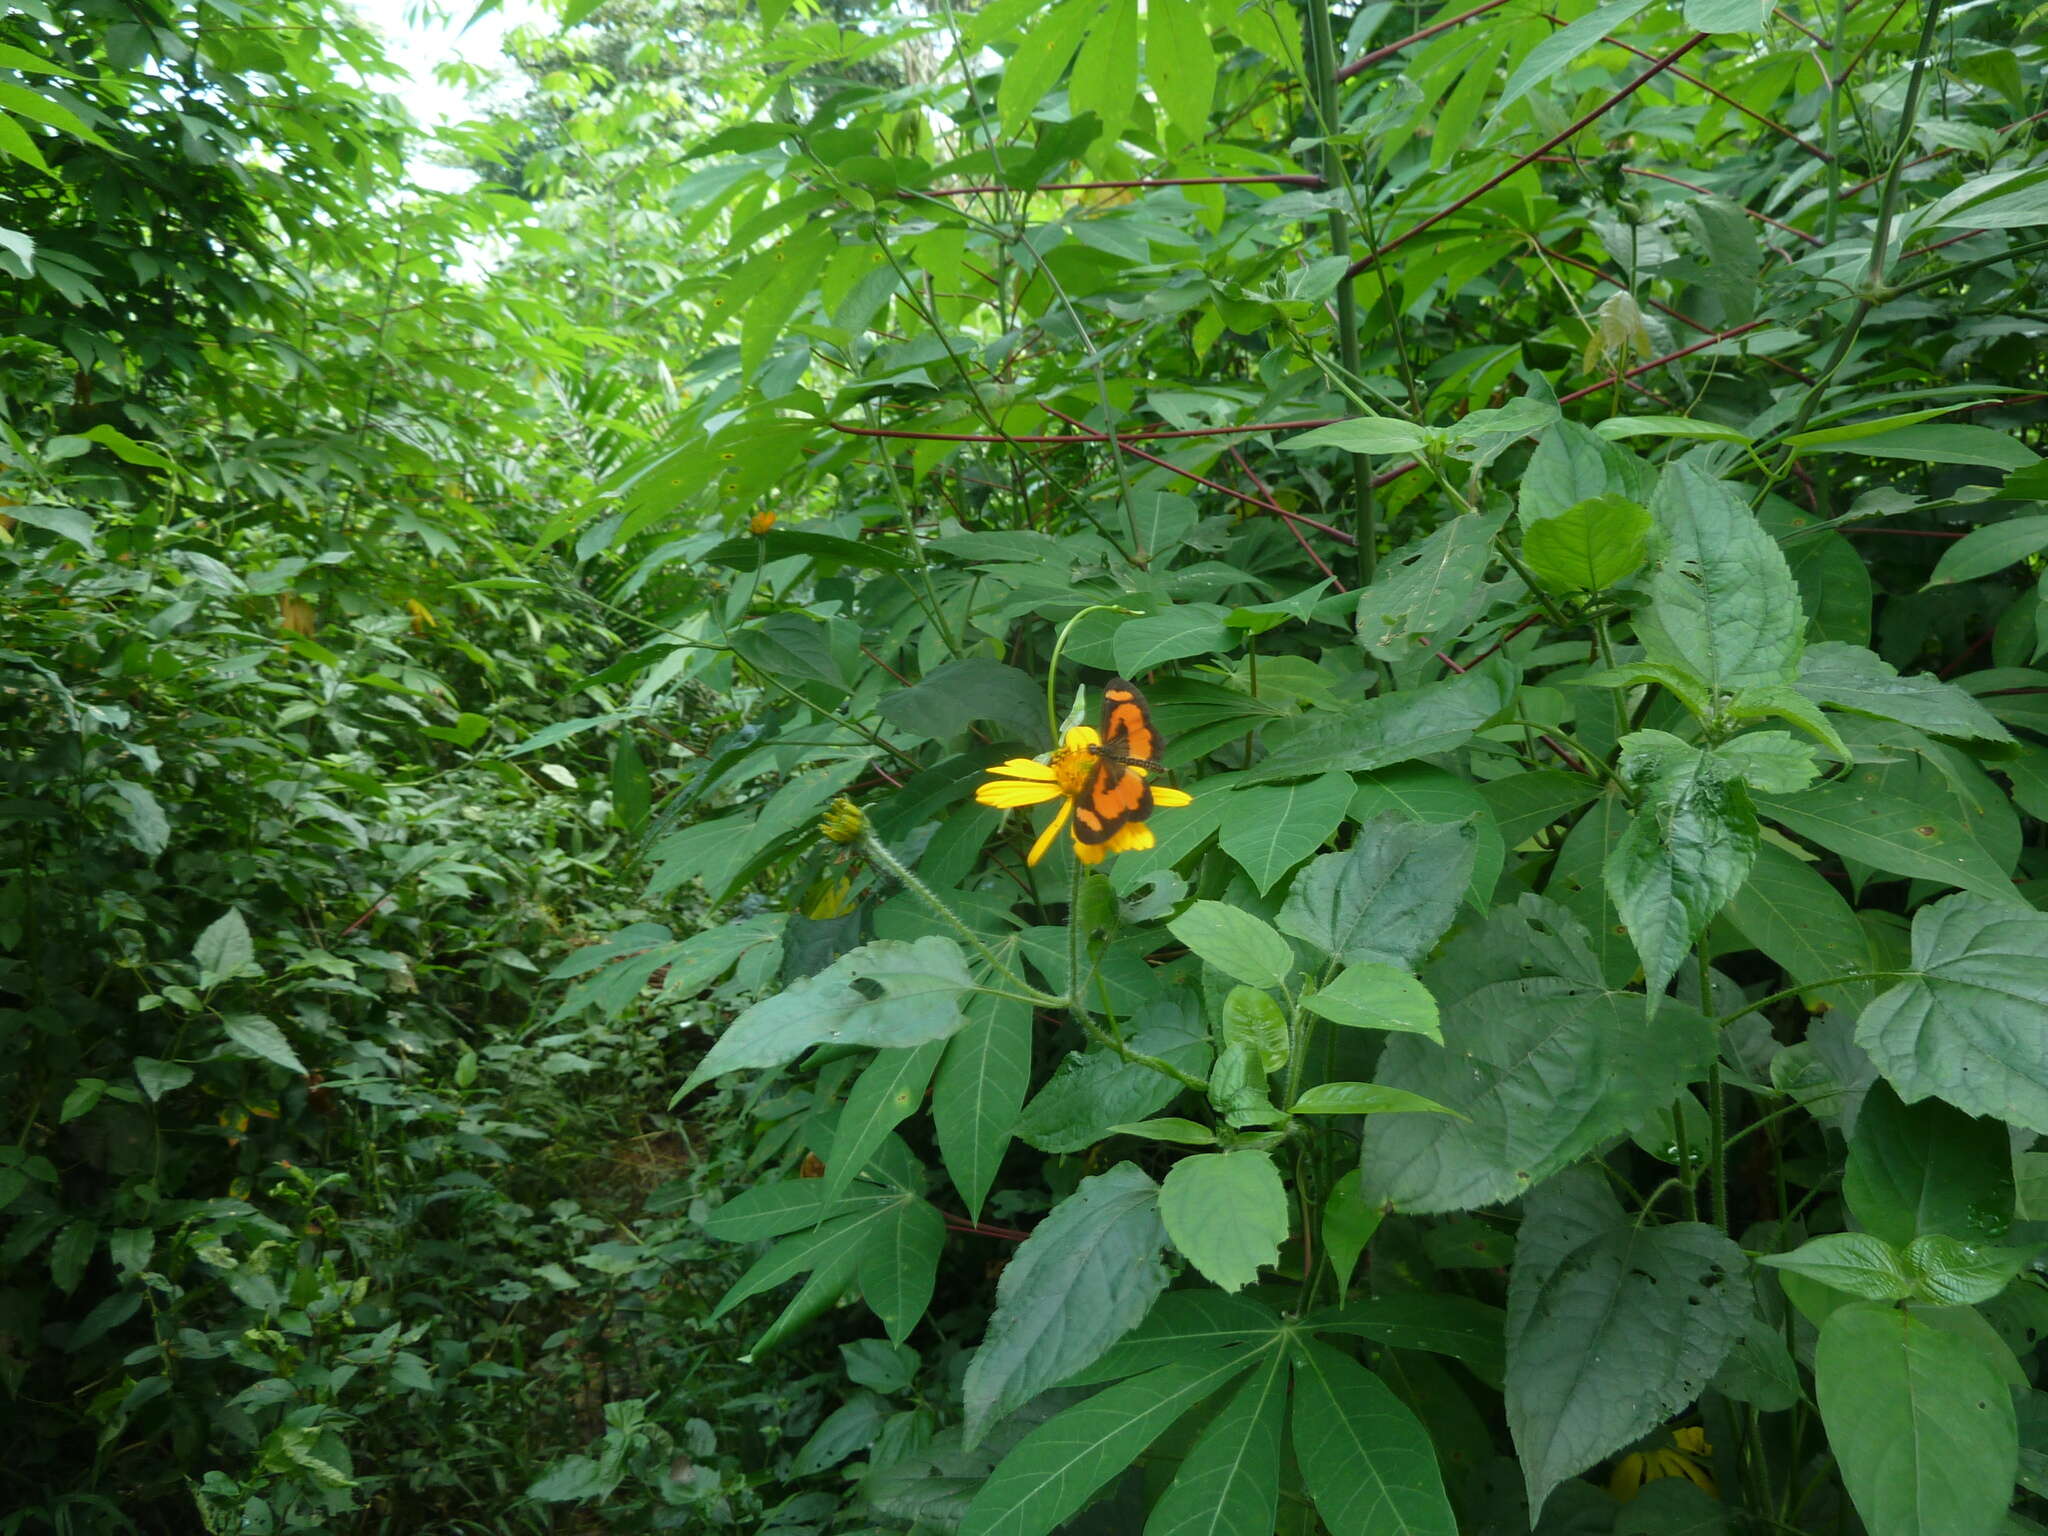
[819,797,866,844]
[974,726,1193,867]
[749,510,778,535]
[1609,1426,1715,1502]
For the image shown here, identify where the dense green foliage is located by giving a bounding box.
[11,0,2048,1530]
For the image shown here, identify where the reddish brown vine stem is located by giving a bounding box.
[1344,34,1711,279]
[828,418,1343,445]
[1537,15,1832,160]
[1332,0,1513,82]
[916,174,1326,197]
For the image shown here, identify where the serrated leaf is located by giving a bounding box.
[1857,894,2048,1133]
[1521,494,1651,592]
[1166,901,1292,990]
[1158,1151,1287,1292]
[1759,1233,1916,1300]
[1299,963,1441,1040]
[1277,814,1477,968]
[1215,771,1352,895]
[933,990,1031,1221]
[961,1163,1171,1447]
[221,1014,307,1074]
[1141,1349,1285,1536]
[1363,899,1715,1213]
[1646,462,1804,693]
[1507,1178,1749,1518]
[193,909,254,984]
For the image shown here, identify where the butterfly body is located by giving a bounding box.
[1073,677,1166,845]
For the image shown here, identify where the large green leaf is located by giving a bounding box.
[1308,1294,1507,1387]
[1215,771,1353,894]
[1242,665,1515,784]
[878,658,1049,747]
[1521,494,1651,592]
[1927,516,2048,587]
[1354,511,1500,662]
[1603,730,1760,999]
[1506,1175,1749,1518]
[933,990,1032,1221]
[1290,1338,1456,1536]
[1722,841,1878,1013]
[858,1196,947,1345]
[1298,963,1441,1040]
[1277,814,1478,968]
[961,1163,1171,1447]
[1857,894,2048,1133]
[1165,901,1293,990]
[1844,1080,2015,1248]
[1816,1302,2018,1536]
[1112,604,1234,676]
[1145,0,1216,141]
[959,1349,1270,1536]
[1755,782,2023,907]
[1362,899,1715,1212]
[1645,462,1804,693]
[1793,643,2014,743]
[1158,1151,1288,1293]
[1016,1007,1210,1153]
[676,937,974,1097]
[1067,0,1138,148]
[823,1040,947,1202]
[1140,1349,1285,1536]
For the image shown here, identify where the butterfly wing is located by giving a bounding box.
[1072,756,1154,843]
[1074,678,1161,843]
[1099,677,1164,767]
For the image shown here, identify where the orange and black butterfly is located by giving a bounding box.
[1073,677,1166,846]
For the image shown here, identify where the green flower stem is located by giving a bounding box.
[1064,855,1208,1092]
[858,827,1055,1003]
[1712,972,1902,1030]
[1046,604,1133,740]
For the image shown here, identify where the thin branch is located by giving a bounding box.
[1346,34,1711,278]
[1333,0,1513,81]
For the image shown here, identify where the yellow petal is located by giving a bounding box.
[977,779,1063,808]
[1107,822,1155,853]
[1151,786,1193,807]
[986,757,1056,781]
[1072,833,1109,865]
[1027,800,1072,866]
[1064,725,1102,752]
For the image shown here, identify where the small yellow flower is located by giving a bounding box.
[819,797,866,844]
[1610,1425,1715,1502]
[974,726,1193,867]
[749,510,778,535]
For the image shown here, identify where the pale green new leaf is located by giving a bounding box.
[1166,901,1293,990]
[1298,963,1441,1040]
[1216,771,1353,894]
[1158,1151,1288,1293]
[1759,1233,1915,1300]
[1521,494,1651,592]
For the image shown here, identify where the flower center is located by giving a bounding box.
[1050,746,1096,797]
